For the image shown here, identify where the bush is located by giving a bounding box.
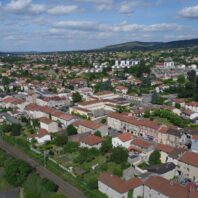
[87,177,98,189]
[5,159,32,186]
[110,147,128,164]
[149,150,161,165]
[64,142,78,153]
[66,125,77,136]
[54,133,68,146]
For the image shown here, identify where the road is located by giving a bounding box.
[0,140,87,198]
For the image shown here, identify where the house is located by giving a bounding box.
[191,135,198,153]
[73,120,108,136]
[167,128,182,147]
[177,151,198,182]
[130,138,153,153]
[115,86,128,95]
[172,98,185,108]
[180,128,198,148]
[0,97,24,109]
[112,133,133,149]
[69,78,87,89]
[93,91,117,100]
[80,134,103,149]
[51,111,77,128]
[28,129,51,144]
[156,143,175,163]
[98,172,143,198]
[144,176,189,198]
[185,102,198,113]
[181,109,198,123]
[39,117,59,133]
[147,162,176,180]
[107,112,168,143]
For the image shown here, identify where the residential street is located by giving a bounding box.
[0,140,87,198]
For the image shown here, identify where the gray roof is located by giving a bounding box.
[147,162,176,174]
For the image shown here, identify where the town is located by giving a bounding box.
[0,46,198,198]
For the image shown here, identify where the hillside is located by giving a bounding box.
[99,38,198,51]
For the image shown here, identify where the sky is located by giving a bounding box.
[0,0,198,52]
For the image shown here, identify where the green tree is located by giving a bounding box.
[100,137,112,154]
[11,123,22,136]
[177,75,185,84]
[5,159,32,186]
[95,130,102,137]
[149,150,161,165]
[64,141,78,153]
[110,146,128,164]
[54,133,68,146]
[66,125,77,136]
[72,92,82,103]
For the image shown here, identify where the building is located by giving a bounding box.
[98,172,143,198]
[191,135,198,153]
[28,129,51,144]
[51,111,77,128]
[156,143,175,163]
[177,151,198,182]
[73,120,108,136]
[112,133,133,149]
[144,176,189,198]
[39,117,59,133]
[80,135,103,149]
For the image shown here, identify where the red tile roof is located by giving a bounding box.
[145,176,189,198]
[156,143,175,154]
[73,120,103,130]
[117,133,133,142]
[39,117,53,124]
[95,91,113,96]
[51,111,74,121]
[29,129,49,139]
[81,135,102,145]
[98,172,143,194]
[131,139,152,149]
[179,151,198,167]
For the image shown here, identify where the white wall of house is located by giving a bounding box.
[159,151,169,163]
[177,161,198,182]
[98,181,128,198]
[40,122,59,133]
[80,142,101,149]
[144,185,169,198]
[191,139,198,153]
[112,137,131,149]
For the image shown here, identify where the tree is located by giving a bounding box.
[149,150,161,165]
[54,133,68,146]
[187,70,196,83]
[144,110,151,118]
[5,159,32,186]
[151,91,164,105]
[114,105,128,113]
[95,130,102,137]
[110,146,128,164]
[177,75,185,84]
[66,125,77,136]
[100,137,112,154]
[41,178,58,192]
[175,103,181,109]
[1,123,12,133]
[64,141,78,153]
[72,92,82,103]
[11,124,22,136]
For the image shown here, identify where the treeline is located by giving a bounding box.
[0,149,65,198]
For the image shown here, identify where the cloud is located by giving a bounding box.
[5,0,31,13]
[47,5,78,15]
[77,0,113,11]
[119,0,148,14]
[179,5,198,19]
[2,0,79,15]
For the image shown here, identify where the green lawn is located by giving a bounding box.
[0,168,12,191]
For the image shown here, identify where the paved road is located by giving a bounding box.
[0,140,87,198]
